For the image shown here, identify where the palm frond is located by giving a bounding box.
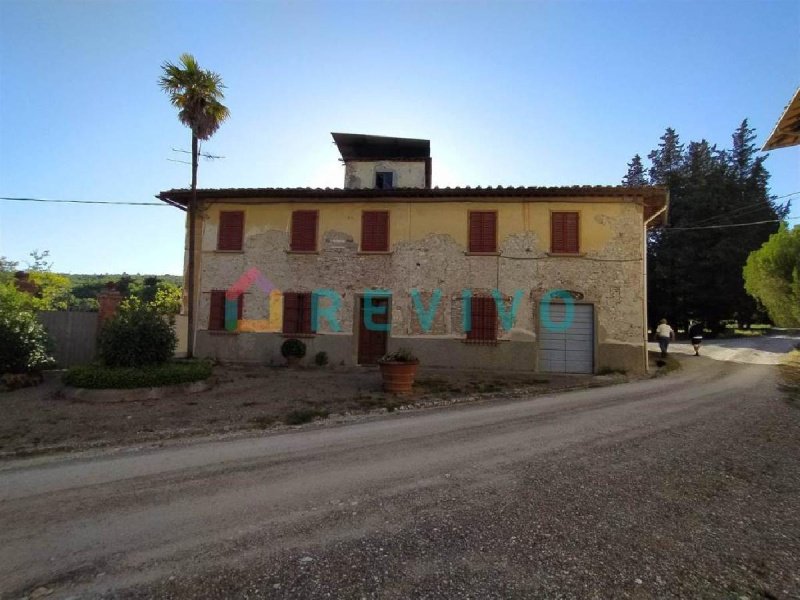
[159,53,230,139]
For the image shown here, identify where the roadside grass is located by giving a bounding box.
[650,352,681,376]
[778,350,800,405]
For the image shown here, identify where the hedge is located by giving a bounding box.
[63,361,212,389]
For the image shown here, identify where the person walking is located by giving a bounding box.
[688,320,704,356]
[655,318,675,358]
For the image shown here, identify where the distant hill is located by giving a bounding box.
[64,274,183,299]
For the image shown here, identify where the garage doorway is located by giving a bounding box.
[539,303,594,374]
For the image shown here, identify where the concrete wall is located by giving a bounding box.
[190,198,648,373]
[344,160,426,189]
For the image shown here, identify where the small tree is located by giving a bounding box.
[743,225,800,327]
[98,297,177,367]
[0,306,54,374]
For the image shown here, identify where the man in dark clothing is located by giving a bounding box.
[689,321,704,356]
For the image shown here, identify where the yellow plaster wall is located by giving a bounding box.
[200,198,636,254]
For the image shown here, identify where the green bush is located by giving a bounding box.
[284,407,329,425]
[281,338,306,358]
[63,360,212,389]
[314,351,329,366]
[98,297,176,367]
[0,309,54,374]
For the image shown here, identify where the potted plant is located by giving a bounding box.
[377,348,419,394]
[281,338,306,367]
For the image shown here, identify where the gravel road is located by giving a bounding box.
[1,341,798,599]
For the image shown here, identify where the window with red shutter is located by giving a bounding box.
[282,292,313,334]
[468,211,497,253]
[218,211,244,251]
[209,291,243,331]
[467,296,498,342]
[361,211,389,252]
[551,212,579,254]
[290,211,318,252]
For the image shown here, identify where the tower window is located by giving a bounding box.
[375,171,394,189]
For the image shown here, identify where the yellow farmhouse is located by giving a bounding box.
[159,133,668,374]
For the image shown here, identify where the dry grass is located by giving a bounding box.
[778,350,800,404]
[0,365,584,459]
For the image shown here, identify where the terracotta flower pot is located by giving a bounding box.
[378,360,419,394]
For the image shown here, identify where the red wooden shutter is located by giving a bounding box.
[282,292,312,334]
[468,212,497,253]
[299,293,312,333]
[283,292,299,333]
[551,212,579,253]
[290,211,318,251]
[218,211,244,251]
[361,211,389,252]
[467,296,497,342]
[209,290,225,330]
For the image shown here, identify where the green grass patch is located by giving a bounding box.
[63,360,212,389]
[597,367,628,376]
[778,351,800,404]
[250,415,277,429]
[284,408,329,425]
[650,352,681,376]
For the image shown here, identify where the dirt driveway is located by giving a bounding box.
[0,364,621,459]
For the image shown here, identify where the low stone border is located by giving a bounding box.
[62,379,214,403]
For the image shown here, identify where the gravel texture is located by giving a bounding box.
[2,352,798,600]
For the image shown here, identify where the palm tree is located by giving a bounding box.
[159,53,229,357]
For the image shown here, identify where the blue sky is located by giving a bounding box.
[1,0,798,275]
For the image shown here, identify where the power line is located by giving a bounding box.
[668,216,800,231]
[0,196,167,206]
[679,191,796,228]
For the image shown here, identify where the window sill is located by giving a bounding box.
[465,251,500,256]
[207,329,239,335]
[286,250,319,255]
[547,252,585,257]
[357,251,392,255]
[280,332,317,338]
[210,249,244,254]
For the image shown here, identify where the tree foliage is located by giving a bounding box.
[97,297,177,367]
[0,307,54,374]
[158,53,230,142]
[743,225,800,327]
[624,120,789,331]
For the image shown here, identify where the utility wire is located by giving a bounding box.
[667,216,800,231]
[0,196,167,206]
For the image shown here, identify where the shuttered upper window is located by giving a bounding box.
[361,211,390,252]
[551,212,580,254]
[468,211,497,253]
[282,292,313,334]
[467,296,498,342]
[209,290,243,331]
[218,211,244,251]
[290,210,318,252]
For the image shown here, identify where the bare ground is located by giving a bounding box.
[0,364,622,459]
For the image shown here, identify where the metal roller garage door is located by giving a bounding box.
[539,304,594,374]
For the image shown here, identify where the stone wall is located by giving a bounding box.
[192,198,648,373]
